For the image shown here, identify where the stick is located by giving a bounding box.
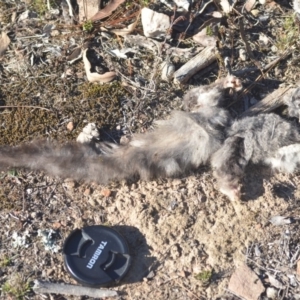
[241,86,296,117]
[33,280,118,298]
[0,105,52,112]
[173,46,217,84]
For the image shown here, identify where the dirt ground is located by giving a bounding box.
[1,0,300,299]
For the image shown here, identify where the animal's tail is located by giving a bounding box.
[0,141,137,184]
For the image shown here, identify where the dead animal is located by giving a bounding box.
[0,75,242,184]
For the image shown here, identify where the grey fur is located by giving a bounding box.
[0,76,242,184]
[211,113,300,201]
[287,87,300,121]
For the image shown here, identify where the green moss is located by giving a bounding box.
[0,255,11,267]
[83,20,94,32]
[206,26,213,36]
[276,14,299,51]
[194,269,213,286]
[1,275,31,300]
[30,0,47,15]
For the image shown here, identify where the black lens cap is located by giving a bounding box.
[63,225,131,287]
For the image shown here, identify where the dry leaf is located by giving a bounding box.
[141,7,170,39]
[173,0,190,10]
[193,28,217,47]
[245,0,256,12]
[110,48,137,58]
[269,215,292,226]
[90,0,125,21]
[0,32,10,57]
[83,49,116,83]
[111,19,139,36]
[211,11,223,18]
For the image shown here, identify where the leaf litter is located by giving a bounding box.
[1,0,300,299]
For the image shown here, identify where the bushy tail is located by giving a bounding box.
[0,141,137,184]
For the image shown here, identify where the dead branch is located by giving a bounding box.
[173,46,217,84]
[33,280,118,298]
[241,86,296,117]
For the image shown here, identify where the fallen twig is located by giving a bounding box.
[33,280,118,298]
[173,46,218,84]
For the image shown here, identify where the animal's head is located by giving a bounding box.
[219,179,242,202]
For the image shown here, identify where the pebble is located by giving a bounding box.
[50,29,60,37]
[101,188,112,197]
[266,287,278,299]
[84,187,92,196]
[66,121,74,131]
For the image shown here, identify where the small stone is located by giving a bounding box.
[271,45,278,53]
[50,29,60,37]
[101,188,112,197]
[67,121,74,131]
[239,49,248,61]
[107,206,116,214]
[88,198,96,207]
[161,61,175,82]
[146,270,155,279]
[228,263,265,300]
[251,9,260,17]
[64,178,76,190]
[266,287,278,299]
[52,222,61,230]
[84,187,92,196]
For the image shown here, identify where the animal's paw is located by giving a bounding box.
[223,75,243,92]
